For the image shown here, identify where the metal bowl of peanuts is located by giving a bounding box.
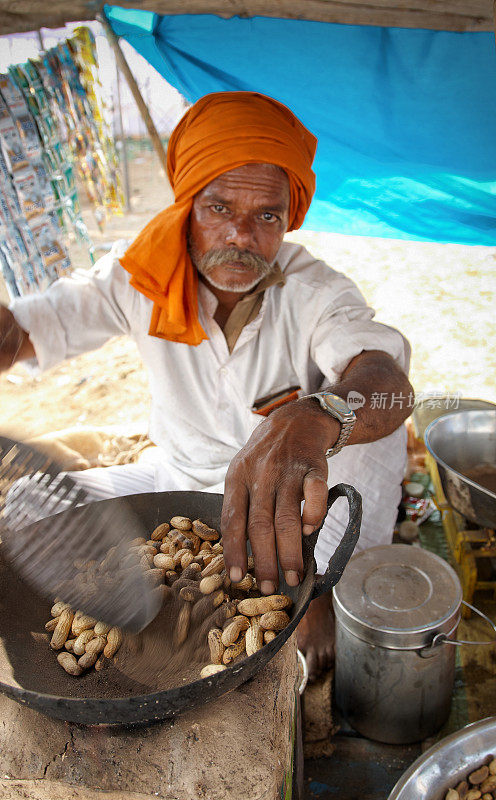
[388,717,496,800]
[0,485,361,725]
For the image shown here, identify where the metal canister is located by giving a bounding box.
[333,544,462,744]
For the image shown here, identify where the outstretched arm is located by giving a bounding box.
[221,349,413,594]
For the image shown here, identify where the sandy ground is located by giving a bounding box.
[0,146,494,438]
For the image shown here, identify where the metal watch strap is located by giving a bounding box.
[301,392,356,458]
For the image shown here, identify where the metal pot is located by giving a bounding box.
[388,716,496,800]
[333,544,462,744]
[0,483,361,726]
[424,410,496,528]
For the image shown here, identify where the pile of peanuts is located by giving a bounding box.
[47,514,293,679]
[444,759,496,800]
[45,602,122,676]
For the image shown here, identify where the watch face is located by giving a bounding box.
[323,393,350,416]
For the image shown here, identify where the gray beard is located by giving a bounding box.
[188,244,273,292]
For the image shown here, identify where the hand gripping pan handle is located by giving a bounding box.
[309,483,362,599]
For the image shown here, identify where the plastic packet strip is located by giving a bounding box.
[0,247,21,299]
[0,101,29,173]
[12,165,45,219]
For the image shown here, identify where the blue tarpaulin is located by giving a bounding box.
[105,6,496,245]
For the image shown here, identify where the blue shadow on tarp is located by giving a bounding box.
[105,6,496,245]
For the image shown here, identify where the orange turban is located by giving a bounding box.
[120,91,317,345]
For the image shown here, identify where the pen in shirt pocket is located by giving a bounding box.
[252,385,301,417]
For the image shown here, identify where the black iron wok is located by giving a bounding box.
[0,484,361,726]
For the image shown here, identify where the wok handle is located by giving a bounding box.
[309,483,362,599]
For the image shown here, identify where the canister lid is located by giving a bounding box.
[332,544,462,649]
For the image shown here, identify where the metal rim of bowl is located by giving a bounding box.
[388,716,496,800]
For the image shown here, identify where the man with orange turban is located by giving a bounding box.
[0,92,412,679]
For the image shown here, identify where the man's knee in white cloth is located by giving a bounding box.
[314,425,407,575]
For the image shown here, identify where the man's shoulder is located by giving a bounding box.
[276,240,342,288]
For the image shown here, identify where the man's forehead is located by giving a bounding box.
[199,163,290,198]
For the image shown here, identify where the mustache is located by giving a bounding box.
[190,246,271,274]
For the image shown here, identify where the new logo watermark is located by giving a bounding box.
[346,391,366,409]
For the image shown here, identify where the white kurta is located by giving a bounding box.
[11,240,409,573]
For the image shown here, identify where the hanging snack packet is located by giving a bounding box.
[29,214,68,271]
[12,165,44,219]
[0,73,28,116]
[15,113,42,160]
[0,107,29,173]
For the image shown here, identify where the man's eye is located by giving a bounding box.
[211,204,227,214]
[261,212,277,222]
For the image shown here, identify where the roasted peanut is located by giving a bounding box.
[45,617,59,632]
[223,633,246,664]
[64,639,76,652]
[151,522,170,540]
[260,610,290,631]
[170,516,192,531]
[470,767,489,785]
[181,551,195,570]
[160,541,171,554]
[173,548,191,568]
[212,542,224,555]
[489,761,496,776]
[154,553,175,571]
[73,629,96,656]
[181,563,202,580]
[50,609,75,650]
[78,650,99,670]
[465,791,482,800]
[456,782,469,799]
[480,777,496,794]
[445,791,460,800]
[200,664,226,678]
[237,595,292,616]
[95,655,106,672]
[200,574,224,595]
[222,615,250,646]
[208,628,225,664]
[199,541,213,552]
[180,585,203,603]
[245,620,264,656]
[51,601,71,617]
[232,574,254,592]
[145,568,166,586]
[94,621,111,636]
[57,652,83,676]
[192,520,219,541]
[72,614,97,636]
[85,635,107,656]
[165,570,179,585]
[104,627,123,658]
[201,555,225,577]
[173,603,191,647]
[212,590,225,608]
[264,630,277,644]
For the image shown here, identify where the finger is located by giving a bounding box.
[221,478,249,583]
[247,496,278,595]
[274,484,304,587]
[301,469,328,536]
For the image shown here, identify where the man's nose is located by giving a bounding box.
[224,215,256,249]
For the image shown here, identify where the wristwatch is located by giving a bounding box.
[302,391,356,458]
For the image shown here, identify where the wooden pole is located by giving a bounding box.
[99,13,170,181]
[115,62,131,211]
